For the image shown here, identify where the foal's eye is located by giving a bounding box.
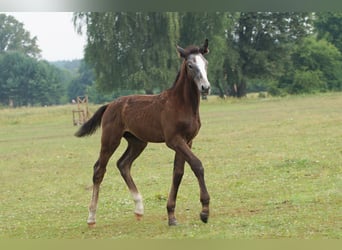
[188,63,193,69]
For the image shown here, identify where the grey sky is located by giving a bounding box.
[4,12,86,61]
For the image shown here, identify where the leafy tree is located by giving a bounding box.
[291,69,325,94]
[36,60,65,105]
[73,12,180,94]
[67,60,95,100]
[279,37,342,93]
[229,12,314,97]
[0,14,59,106]
[0,52,64,106]
[0,52,36,105]
[315,12,342,53]
[0,14,41,58]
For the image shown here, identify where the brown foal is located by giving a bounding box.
[75,39,211,227]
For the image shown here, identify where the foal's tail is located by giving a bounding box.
[74,104,108,137]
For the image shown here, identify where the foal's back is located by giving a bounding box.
[102,93,169,143]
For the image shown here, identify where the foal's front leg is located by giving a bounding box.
[167,152,185,226]
[167,138,210,224]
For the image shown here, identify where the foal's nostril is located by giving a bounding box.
[201,85,210,94]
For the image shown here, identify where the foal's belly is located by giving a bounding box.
[127,129,165,143]
[124,113,165,143]
[125,126,165,143]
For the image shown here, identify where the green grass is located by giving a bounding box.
[0,93,341,239]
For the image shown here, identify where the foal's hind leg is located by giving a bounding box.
[87,134,121,227]
[117,133,147,220]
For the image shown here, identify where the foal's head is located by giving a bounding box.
[177,39,211,94]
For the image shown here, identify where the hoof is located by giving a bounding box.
[200,212,209,223]
[168,218,178,226]
[88,222,96,228]
[135,213,143,221]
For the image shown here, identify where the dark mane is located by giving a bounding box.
[170,70,181,88]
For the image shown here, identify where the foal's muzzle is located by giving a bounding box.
[201,85,210,95]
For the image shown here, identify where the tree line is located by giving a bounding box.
[74,12,342,98]
[1,12,342,107]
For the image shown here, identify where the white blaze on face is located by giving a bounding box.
[189,54,211,92]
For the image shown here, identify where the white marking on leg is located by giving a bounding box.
[87,209,96,225]
[87,185,99,225]
[132,192,144,215]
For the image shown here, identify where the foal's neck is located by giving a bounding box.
[172,64,201,115]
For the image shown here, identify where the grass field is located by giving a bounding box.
[0,93,341,239]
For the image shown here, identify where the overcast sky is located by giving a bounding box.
[4,12,86,61]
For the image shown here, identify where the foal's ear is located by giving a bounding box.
[200,38,209,55]
[177,45,187,58]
